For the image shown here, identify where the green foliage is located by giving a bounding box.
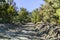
[17,8,30,24]
[56,9,60,17]
[43,0,60,23]
[0,0,30,24]
[39,4,54,22]
[31,9,40,23]
[0,0,17,23]
[0,0,60,24]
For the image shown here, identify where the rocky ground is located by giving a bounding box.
[0,22,60,40]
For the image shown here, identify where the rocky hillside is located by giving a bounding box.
[35,22,60,40]
[0,22,60,40]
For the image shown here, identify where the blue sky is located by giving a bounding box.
[14,0,45,12]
